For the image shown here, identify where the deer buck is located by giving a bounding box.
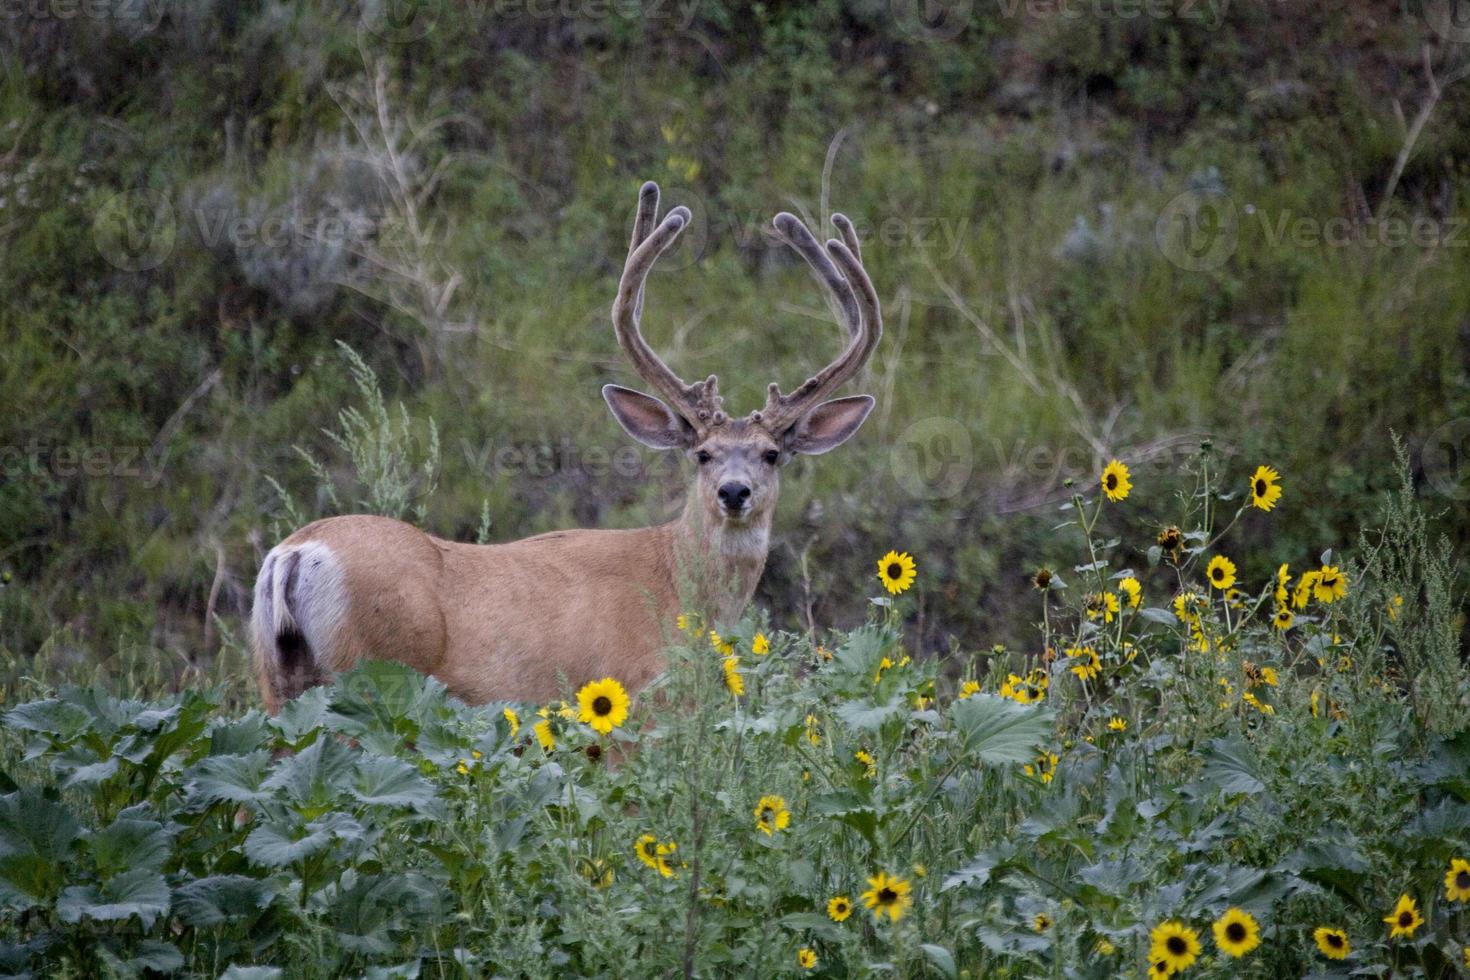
[251,181,882,712]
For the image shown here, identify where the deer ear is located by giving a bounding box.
[785,395,875,456]
[603,385,698,450]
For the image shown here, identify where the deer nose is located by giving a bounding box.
[717,482,751,509]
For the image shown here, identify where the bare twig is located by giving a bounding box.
[1377,44,1470,221]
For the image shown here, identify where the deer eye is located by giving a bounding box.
[763,449,780,465]
[695,450,712,465]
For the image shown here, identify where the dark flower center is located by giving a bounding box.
[887,563,903,579]
[642,842,656,856]
[1399,911,1413,926]
[592,695,612,715]
[1105,474,1117,489]
[878,888,896,904]
[1254,479,1267,496]
[1327,933,1343,948]
[1457,871,1470,889]
[1226,922,1246,942]
[1166,936,1187,955]
[835,901,847,912]
[1212,568,1225,581]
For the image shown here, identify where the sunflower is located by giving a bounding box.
[1108,717,1127,732]
[1000,670,1049,704]
[1150,920,1201,973]
[1024,751,1060,784]
[576,677,630,735]
[1086,591,1120,623]
[1100,459,1131,502]
[1206,555,1237,590]
[1174,590,1205,624]
[861,871,913,923]
[1119,576,1142,608]
[1314,565,1348,603]
[722,655,744,696]
[959,680,982,700]
[877,550,917,595]
[1272,607,1294,631]
[1032,567,1053,590]
[632,835,677,878]
[827,895,853,922]
[752,632,771,656]
[503,707,520,737]
[1157,525,1183,552]
[1067,646,1100,681]
[1249,465,1282,511]
[1095,937,1116,955]
[1032,912,1053,932]
[797,948,817,970]
[1274,564,1291,605]
[804,714,822,745]
[1383,893,1423,938]
[533,719,556,751]
[1212,907,1261,957]
[581,856,614,889]
[1292,570,1320,609]
[709,630,735,656]
[754,794,791,836]
[1446,858,1470,902]
[1313,926,1349,959]
[855,749,877,778]
[1146,960,1171,980]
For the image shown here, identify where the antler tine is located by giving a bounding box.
[772,211,861,340]
[613,182,725,428]
[756,211,882,432]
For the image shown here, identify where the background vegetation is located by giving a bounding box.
[2,1,1469,694]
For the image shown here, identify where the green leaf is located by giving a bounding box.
[3,699,93,740]
[262,735,355,808]
[127,940,184,974]
[919,944,957,979]
[174,875,277,927]
[0,789,80,910]
[57,869,170,929]
[186,751,273,806]
[351,755,439,815]
[91,817,171,877]
[1200,737,1266,796]
[1139,607,1179,627]
[218,967,283,980]
[948,695,1056,765]
[835,696,906,734]
[242,819,335,868]
[941,853,996,893]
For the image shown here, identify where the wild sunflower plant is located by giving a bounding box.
[0,445,1464,977]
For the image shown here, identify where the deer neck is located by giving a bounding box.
[668,498,771,625]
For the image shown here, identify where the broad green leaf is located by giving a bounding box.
[0,789,80,910]
[91,817,171,877]
[186,751,273,806]
[262,735,356,808]
[242,819,335,868]
[1200,737,1266,796]
[351,755,439,814]
[174,875,276,927]
[948,695,1056,765]
[219,967,283,980]
[920,944,957,979]
[835,696,906,734]
[3,700,93,740]
[57,869,170,929]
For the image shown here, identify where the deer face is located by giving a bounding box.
[602,181,883,532]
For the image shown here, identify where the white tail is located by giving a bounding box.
[251,182,882,712]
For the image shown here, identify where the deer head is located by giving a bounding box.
[602,181,882,533]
